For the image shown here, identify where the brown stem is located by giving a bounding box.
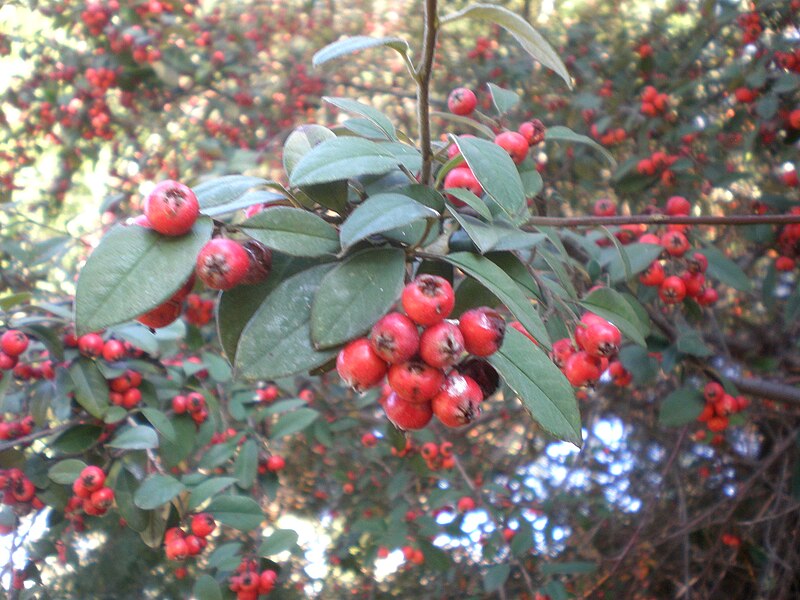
[525,213,800,228]
[416,0,438,185]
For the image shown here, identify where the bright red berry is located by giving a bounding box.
[136,299,182,329]
[77,466,105,495]
[382,392,433,430]
[593,198,617,217]
[563,351,603,387]
[518,119,546,145]
[443,167,483,204]
[402,275,455,326]
[419,321,465,368]
[336,338,388,392]
[494,131,529,164]
[431,372,483,428]
[447,87,477,116]
[639,261,666,286]
[101,339,125,362]
[458,307,506,356]
[266,455,285,472]
[195,238,250,290]
[659,275,687,304]
[661,231,690,257]
[370,312,420,364]
[191,513,216,538]
[387,360,445,403]
[143,180,199,236]
[665,195,691,216]
[0,330,28,357]
[78,333,104,358]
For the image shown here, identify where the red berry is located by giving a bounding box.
[0,352,18,370]
[443,167,483,203]
[78,333,104,358]
[370,312,420,364]
[447,87,477,116]
[577,318,621,358]
[639,261,665,286]
[90,487,115,510]
[665,195,691,216]
[101,339,125,362]
[195,238,250,290]
[191,513,216,538]
[143,180,199,236]
[419,321,465,368]
[593,198,617,217]
[136,299,182,329]
[165,537,188,561]
[336,338,388,392]
[659,276,687,304]
[458,307,506,356]
[494,131,529,164]
[387,360,445,403]
[551,338,576,369]
[420,442,438,460]
[0,330,28,357]
[563,351,603,387]
[172,394,187,414]
[661,231,690,257]
[239,240,273,285]
[431,372,483,428]
[518,119,546,145]
[402,275,455,326]
[266,455,285,472]
[457,496,476,512]
[382,392,433,430]
[77,465,105,494]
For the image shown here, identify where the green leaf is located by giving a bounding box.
[289,137,401,187]
[140,408,176,442]
[340,193,438,249]
[444,189,493,221]
[68,359,109,419]
[786,284,800,323]
[659,387,704,427]
[259,529,299,555]
[579,288,648,347]
[540,561,597,575]
[606,243,663,283]
[676,327,712,357]
[114,469,149,532]
[430,111,496,138]
[51,425,102,454]
[520,169,543,198]
[207,495,264,531]
[193,176,269,213]
[311,248,406,349]
[441,3,572,89]
[487,83,520,115]
[108,425,159,450]
[236,264,337,380]
[0,292,32,312]
[489,327,581,445]
[698,246,752,292]
[193,575,223,600]
[159,417,197,469]
[445,252,550,349]
[598,226,631,281]
[202,190,285,218]
[453,136,525,218]
[313,36,410,67]
[234,439,258,489]
[545,126,616,167]
[47,459,86,485]
[619,346,659,384]
[133,474,185,510]
[217,255,318,361]
[324,97,397,141]
[75,219,212,334]
[188,477,238,511]
[241,207,340,257]
[283,124,336,177]
[271,407,320,438]
[261,398,308,416]
[483,563,511,593]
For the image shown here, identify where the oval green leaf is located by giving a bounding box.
[68,359,109,419]
[241,207,340,257]
[311,248,406,349]
[340,193,439,249]
[259,529,299,556]
[289,137,400,187]
[108,425,159,450]
[133,474,186,510]
[47,459,87,485]
[271,407,320,439]
[579,287,649,348]
[75,218,212,335]
[207,495,264,531]
[312,35,410,67]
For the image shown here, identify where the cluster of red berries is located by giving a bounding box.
[228,559,278,599]
[255,383,280,403]
[695,382,749,438]
[549,312,624,387]
[0,415,35,441]
[639,85,669,117]
[737,11,763,45]
[0,329,30,377]
[171,391,210,424]
[129,180,272,329]
[0,468,43,520]
[774,48,800,73]
[258,454,285,474]
[636,150,683,185]
[184,293,215,327]
[336,274,506,431]
[164,512,217,561]
[590,122,627,147]
[108,368,144,410]
[467,36,496,61]
[419,440,455,471]
[70,466,115,517]
[775,207,800,271]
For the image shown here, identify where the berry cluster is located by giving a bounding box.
[695,382,749,439]
[550,313,623,387]
[639,85,669,117]
[737,11,763,44]
[419,440,455,471]
[0,329,30,377]
[775,207,800,271]
[258,454,285,474]
[70,466,115,517]
[130,180,273,329]
[164,512,217,562]
[228,559,278,599]
[171,391,210,425]
[636,150,683,185]
[184,293,215,327]
[336,275,506,431]
[0,415,35,441]
[108,368,144,410]
[0,468,43,520]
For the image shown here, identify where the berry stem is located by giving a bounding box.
[416,0,438,186]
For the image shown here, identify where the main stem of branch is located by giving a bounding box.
[417,0,438,186]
